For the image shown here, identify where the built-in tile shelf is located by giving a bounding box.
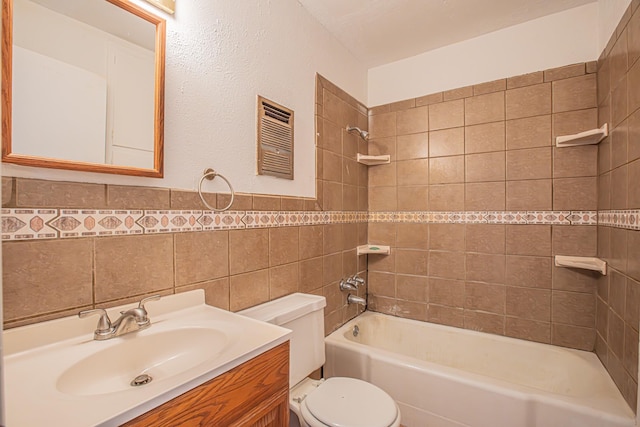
[356,154,390,166]
[554,255,607,275]
[357,244,390,255]
[555,124,608,147]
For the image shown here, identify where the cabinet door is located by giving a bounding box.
[123,341,289,427]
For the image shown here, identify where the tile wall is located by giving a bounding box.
[366,62,602,352]
[1,75,368,335]
[596,0,640,409]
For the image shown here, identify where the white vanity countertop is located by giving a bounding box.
[3,290,291,427]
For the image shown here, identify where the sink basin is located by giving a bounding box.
[3,290,291,427]
[57,327,228,396]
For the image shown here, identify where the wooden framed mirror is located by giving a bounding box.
[1,0,165,177]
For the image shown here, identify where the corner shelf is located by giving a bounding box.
[357,244,391,256]
[555,124,608,147]
[554,255,607,275]
[357,154,390,166]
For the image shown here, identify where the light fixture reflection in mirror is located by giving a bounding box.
[1,0,166,177]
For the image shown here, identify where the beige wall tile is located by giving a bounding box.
[170,189,215,210]
[396,223,429,250]
[544,63,585,81]
[389,99,415,112]
[368,271,396,298]
[611,165,629,209]
[281,197,305,211]
[95,234,173,302]
[3,239,93,320]
[429,127,464,157]
[506,225,551,256]
[429,224,465,252]
[552,226,597,257]
[552,74,597,113]
[396,106,429,135]
[229,269,269,311]
[323,252,344,286]
[553,177,598,210]
[465,282,505,313]
[107,186,170,209]
[466,253,506,284]
[299,257,323,293]
[465,182,505,210]
[253,195,281,211]
[629,159,640,208]
[464,310,505,335]
[429,184,465,211]
[323,224,343,255]
[612,76,628,127]
[506,286,551,321]
[465,122,505,154]
[396,249,429,276]
[506,115,552,149]
[429,250,466,280]
[369,162,396,187]
[444,86,473,101]
[368,136,396,157]
[16,179,106,208]
[429,278,464,307]
[369,112,397,138]
[368,223,396,247]
[629,7,640,66]
[430,156,465,184]
[506,147,551,180]
[505,317,551,343]
[466,152,505,182]
[553,145,598,178]
[397,159,429,185]
[269,226,299,266]
[506,255,552,289]
[552,291,596,327]
[368,186,397,211]
[507,71,544,89]
[429,100,464,130]
[464,92,505,125]
[229,228,269,275]
[473,79,506,95]
[323,181,343,210]
[610,227,628,272]
[396,300,428,321]
[552,324,595,350]
[466,224,505,254]
[397,185,429,211]
[175,231,229,285]
[369,104,390,116]
[506,179,552,210]
[610,30,629,89]
[343,185,359,211]
[428,304,464,327]
[299,225,323,260]
[552,266,599,293]
[269,263,299,299]
[598,57,611,105]
[396,274,428,302]
[2,176,13,207]
[628,231,640,282]
[625,277,640,334]
[322,119,342,153]
[506,83,551,120]
[628,59,640,114]
[218,192,253,211]
[176,277,230,310]
[416,92,444,107]
[599,172,612,210]
[397,133,428,160]
[623,324,639,381]
[611,120,629,170]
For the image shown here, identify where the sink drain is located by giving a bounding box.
[130,374,153,387]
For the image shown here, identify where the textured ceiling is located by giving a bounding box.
[298,0,597,67]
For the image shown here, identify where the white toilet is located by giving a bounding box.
[239,293,401,427]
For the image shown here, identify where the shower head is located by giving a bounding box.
[346,125,369,141]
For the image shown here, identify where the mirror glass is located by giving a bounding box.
[2,0,165,177]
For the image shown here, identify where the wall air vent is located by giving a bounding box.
[257,96,294,180]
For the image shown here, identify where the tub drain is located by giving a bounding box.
[131,374,153,387]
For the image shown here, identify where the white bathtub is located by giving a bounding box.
[325,311,635,427]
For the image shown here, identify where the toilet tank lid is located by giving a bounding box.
[238,293,326,326]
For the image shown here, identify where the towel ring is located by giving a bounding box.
[198,168,235,212]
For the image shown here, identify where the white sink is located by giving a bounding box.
[3,290,291,427]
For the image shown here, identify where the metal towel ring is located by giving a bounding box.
[198,168,235,212]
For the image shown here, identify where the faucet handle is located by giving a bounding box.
[78,308,112,334]
[350,275,365,285]
[138,295,161,312]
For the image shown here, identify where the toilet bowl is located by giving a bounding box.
[239,293,401,427]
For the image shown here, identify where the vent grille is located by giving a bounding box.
[257,96,294,179]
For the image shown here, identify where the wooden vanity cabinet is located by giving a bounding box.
[123,341,290,427]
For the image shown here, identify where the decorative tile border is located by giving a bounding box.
[0,209,611,241]
[599,210,640,230]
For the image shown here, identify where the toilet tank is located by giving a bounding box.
[239,293,326,387]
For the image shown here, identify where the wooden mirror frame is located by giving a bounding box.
[1,0,166,177]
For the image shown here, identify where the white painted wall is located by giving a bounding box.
[598,0,633,52]
[5,0,368,198]
[368,3,599,107]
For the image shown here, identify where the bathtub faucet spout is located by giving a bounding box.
[347,294,366,306]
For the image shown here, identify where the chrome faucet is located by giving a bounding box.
[339,274,366,292]
[347,294,366,306]
[79,295,161,340]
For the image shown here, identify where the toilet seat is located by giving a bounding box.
[299,377,399,427]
